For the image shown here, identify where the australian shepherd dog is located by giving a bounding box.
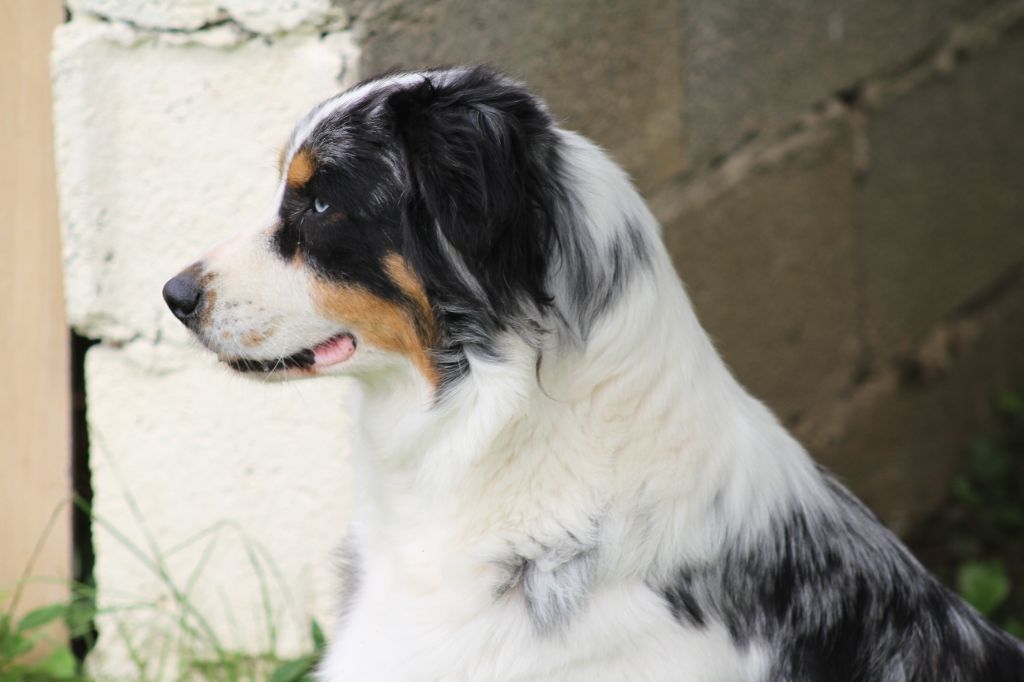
[163,66,1024,681]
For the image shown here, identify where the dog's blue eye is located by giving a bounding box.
[313,197,329,214]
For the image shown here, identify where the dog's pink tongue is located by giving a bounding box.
[313,334,356,366]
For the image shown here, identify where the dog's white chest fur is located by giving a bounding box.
[312,275,789,682]
[319,546,766,682]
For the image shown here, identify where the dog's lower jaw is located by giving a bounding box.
[219,332,357,376]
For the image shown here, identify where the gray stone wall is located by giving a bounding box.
[352,0,1024,532]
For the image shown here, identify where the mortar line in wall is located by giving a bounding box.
[950,262,1024,321]
[848,107,874,387]
[860,1,1024,107]
[648,0,1024,222]
[794,262,1024,451]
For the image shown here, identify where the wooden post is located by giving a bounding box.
[0,0,72,642]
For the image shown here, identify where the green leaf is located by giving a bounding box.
[34,646,77,679]
[957,561,1011,616]
[64,600,94,637]
[269,655,314,682]
[952,476,979,505]
[1005,617,1024,639]
[967,438,1011,482]
[994,391,1024,417]
[0,632,33,659]
[310,619,326,652]
[17,604,67,633]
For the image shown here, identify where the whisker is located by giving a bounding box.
[264,355,285,383]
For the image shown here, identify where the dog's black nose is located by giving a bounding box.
[162,270,203,321]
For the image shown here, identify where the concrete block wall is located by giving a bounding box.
[53,7,360,677]
[53,0,1024,675]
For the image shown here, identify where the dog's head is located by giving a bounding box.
[162,67,567,392]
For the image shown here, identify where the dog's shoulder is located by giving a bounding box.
[657,471,1024,681]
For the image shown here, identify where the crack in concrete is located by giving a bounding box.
[71,3,352,43]
[951,262,1024,321]
[847,105,873,396]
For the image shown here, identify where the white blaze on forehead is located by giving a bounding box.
[283,72,431,167]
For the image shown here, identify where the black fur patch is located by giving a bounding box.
[660,569,706,628]
[658,473,1024,680]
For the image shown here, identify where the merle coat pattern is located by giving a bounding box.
[163,66,1024,681]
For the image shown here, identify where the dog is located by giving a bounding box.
[162,66,1024,681]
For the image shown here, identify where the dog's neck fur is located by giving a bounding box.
[343,130,828,599]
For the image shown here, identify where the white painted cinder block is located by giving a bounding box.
[53,15,359,344]
[51,10,363,678]
[84,342,354,677]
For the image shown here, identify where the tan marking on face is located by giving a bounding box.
[197,269,217,326]
[287,148,316,188]
[384,253,434,330]
[200,288,217,326]
[312,280,438,387]
[242,329,272,348]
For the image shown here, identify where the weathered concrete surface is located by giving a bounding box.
[354,0,686,194]
[803,273,1024,534]
[52,14,361,679]
[679,0,987,169]
[662,124,862,425]
[657,15,1024,534]
[53,16,358,344]
[860,26,1024,357]
[84,341,354,678]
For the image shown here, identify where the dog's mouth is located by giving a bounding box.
[225,332,357,374]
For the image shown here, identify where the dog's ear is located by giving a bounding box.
[388,69,556,312]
